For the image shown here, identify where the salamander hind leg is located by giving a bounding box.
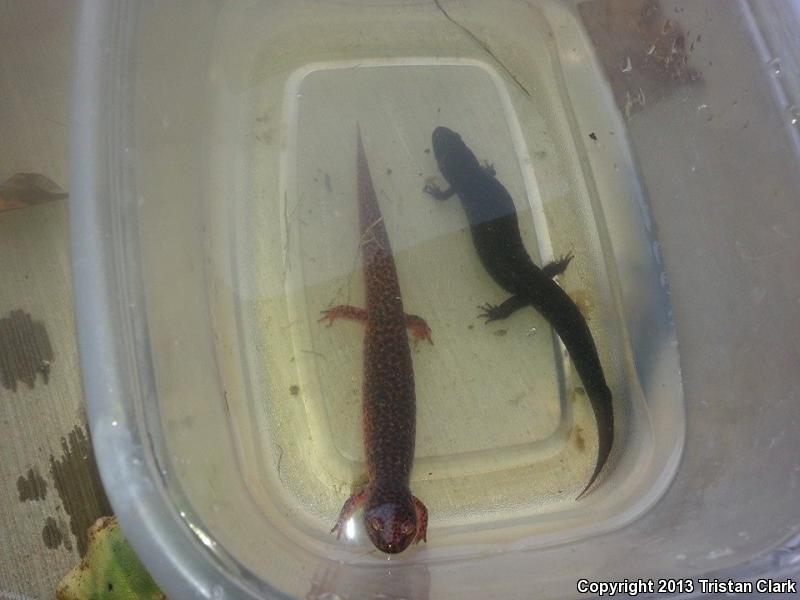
[319,305,367,326]
[331,488,369,539]
[478,294,529,322]
[541,253,574,279]
[412,496,428,544]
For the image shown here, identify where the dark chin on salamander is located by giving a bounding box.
[363,487,418,554]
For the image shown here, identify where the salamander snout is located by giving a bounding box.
[431,126,477,185]
[432,126,461,156]
[364,498,417,554]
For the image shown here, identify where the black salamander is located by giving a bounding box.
[424,126,613,497]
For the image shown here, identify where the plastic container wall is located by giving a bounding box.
[71,1,800,598]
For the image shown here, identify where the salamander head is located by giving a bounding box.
[432,125,462,153]
[432,126,480,185]
[363,488,417,554]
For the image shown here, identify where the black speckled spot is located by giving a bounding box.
[0,309,54,391]
[42,516,63,549]
[50,426,112,556]
[17,467,47,502]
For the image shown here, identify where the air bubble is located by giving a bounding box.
[768,57,782,76]
[788,105,800,129]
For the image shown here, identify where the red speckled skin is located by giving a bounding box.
[321,129,429,554]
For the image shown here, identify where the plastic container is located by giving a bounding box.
[71,1,800,598]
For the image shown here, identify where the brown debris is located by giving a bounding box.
[579,0,701,119]
[0,172,68,212]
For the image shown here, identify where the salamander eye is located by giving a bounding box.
[370,517,383,531]
[400,522,415,536]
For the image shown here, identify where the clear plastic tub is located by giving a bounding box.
[72,1,800,598]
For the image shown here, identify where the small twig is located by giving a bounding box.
[283,191,304,273]
[328,244,360,307]
[433,0,532,97]
[275,444,285,484]
[300,348,327,360]
[283,191,292,272]
[328,216,382,307]
[359,216,385,251]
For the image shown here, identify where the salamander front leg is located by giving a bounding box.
[478,295,529,322]
[405,314,433,346]
[331,488,369,539]
[320,306,433,346]
[423,182,456,201]
[319,305,367,326]
[541,253,574,279]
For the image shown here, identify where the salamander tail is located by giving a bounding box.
[576,382,613,499]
